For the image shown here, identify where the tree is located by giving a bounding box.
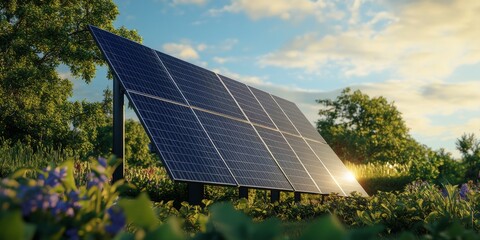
[409,148,463,184]
[316,88,424,164]
[69,89,156,166]
[456,133,480,181]
[0,0,140,148]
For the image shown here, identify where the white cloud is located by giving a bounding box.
[172,0,207,5]
[260,1,480,80]
[349,0,362,25]
[196,43,207,51]
[209,0,327,21]
[357,80,480,142]
[162,43,200,60]
[213,57,232,64]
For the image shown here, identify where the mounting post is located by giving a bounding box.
[294,192,301,203]
[270,190,280,203]
[112,78,125,183]
[188,182,204,205]
[239,187,249,199]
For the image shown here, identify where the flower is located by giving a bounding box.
[39,166,67,188]
[87,172,108,190]
[105,206,126,235]
[87,158,110,190]
[459,183,469,200]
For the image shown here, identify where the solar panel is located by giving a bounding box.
[273,96,327,143]
[306,140,368,196]
[219,75,276,129]
[89,26,186,104]
[90,26,367,197]
[127,92,237,185]
[156,51,246,120]
[283,134,345,195]
[194,110,293,191]
[249,87,299,135]
[254,126,320,193]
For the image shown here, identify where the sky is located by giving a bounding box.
[71,0,480,158]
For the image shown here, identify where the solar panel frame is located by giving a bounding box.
[125,92,238,186]
[90,25,366,196]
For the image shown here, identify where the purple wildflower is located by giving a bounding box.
[67,190,82,209]
[459,183,469,200]
[39,167,67,188]
[105,207,126,235]
[87,172,108,190]
[98,157,108,168]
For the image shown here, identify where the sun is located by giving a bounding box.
[345,171,356,182]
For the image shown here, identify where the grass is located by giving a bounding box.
[345,161,413,194]
[0,141,77,178]
[0,141,414,196]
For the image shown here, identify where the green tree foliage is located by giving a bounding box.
[70,88,156,165]
[0,0,140,147]
[316,88,423,164]
[409,148,463,184]
[456,133,480,181]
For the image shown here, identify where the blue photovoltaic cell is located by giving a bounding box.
[306,140,368,196]
[127,92,237,185]
[89,26,186,104]
[254,126,320,193]
[194,110,293,191]
[156,51,246,120]
[273,96,326,143]
[219,75,276,129]
[249,87,299,135]
[283,134,345,195]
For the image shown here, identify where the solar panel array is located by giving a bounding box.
[89,25,367,196]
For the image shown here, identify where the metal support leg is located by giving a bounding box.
[270,190,280,203]
[188,182,204,205]
[294,192,301,203]
[112,78,125,183]
[239,187,248,199]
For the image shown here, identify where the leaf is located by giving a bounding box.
[299,215,346,240]
[119,193,159,230]
[208,203,251,240]
[145,218,184,240]
[60,160,77,190]
[0,211,27,240]
[251,218,281,240]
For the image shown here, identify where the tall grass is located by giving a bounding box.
[345,161,410,179]
[345,161,413,194]
[0,141,77,177]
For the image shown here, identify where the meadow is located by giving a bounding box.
[1,142,479,239]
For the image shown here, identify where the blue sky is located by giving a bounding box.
[71,0,480,158]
